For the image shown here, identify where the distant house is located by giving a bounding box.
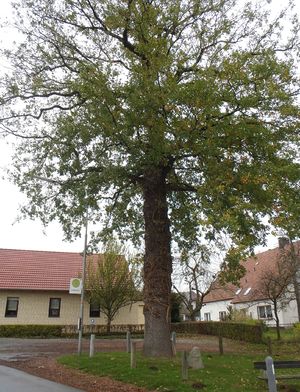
[0,249,144,327]
[202,240,299,327]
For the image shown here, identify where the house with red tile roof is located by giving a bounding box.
[201,239,299,326]
[0,249,144,327]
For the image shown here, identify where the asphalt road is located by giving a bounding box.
[0,365,84,392]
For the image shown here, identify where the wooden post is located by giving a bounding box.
[267,337,273,356]
[218,334,224,355]
[265,356,277,392]
[171,331,176,356]
[89,334,95,358]
[181,351,188,380]
[126,331,131,353]
[130,341,137,368]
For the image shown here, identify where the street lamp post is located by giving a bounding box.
[31,175,89,354]
[78,210,88,355]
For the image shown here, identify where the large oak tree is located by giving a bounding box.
[1,0,300,356]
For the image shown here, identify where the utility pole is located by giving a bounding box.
[78,211,88,355]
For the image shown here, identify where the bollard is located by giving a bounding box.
[265,356,277,392]
[89,334,95,358]
[218,334,224,355]
[171,331,176,356]
[181,351,188,380]
[126,331,131,353]
[131,341,137,368]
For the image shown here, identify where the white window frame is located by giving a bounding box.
[257,305,272,319]
[219,311,226,321]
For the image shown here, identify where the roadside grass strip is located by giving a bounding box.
[58,351,300,392]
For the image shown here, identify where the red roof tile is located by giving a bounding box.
[204,282,237,303]
[204,241,299,304]
[0,249,84,291]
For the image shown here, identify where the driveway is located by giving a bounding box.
[0,365,83,392]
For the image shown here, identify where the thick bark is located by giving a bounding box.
[143,168,173,357]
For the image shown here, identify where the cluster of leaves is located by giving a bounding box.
[0,0,298,270]
[85,240,140,331]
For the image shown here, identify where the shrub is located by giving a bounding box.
[0,324,144,338]
[0,325,63,338]
[171,321,263,343]
[293,322,300,338]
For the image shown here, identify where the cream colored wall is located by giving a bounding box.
[0,290,144,326]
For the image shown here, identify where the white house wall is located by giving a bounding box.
[201,300,232,321]
[234,299,298,327]
[202,297,299,326]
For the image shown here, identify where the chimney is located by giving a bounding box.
[278,237,289,249]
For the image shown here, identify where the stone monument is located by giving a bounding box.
[187,346,204,369]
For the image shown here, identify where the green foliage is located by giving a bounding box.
[172,321,263,343]
[0,0,298,265]
[225,306,260,324]
[0,324,144,338]
[170,292,182,323]
[292,323,300,339]
[0,325,63,338]
[85,240,139,332]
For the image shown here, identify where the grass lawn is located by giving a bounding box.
[58,351,300,391]
[264,328,300,342]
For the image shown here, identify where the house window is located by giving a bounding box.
[219,311,226,321]
[257,305,272,319]
[5,297,19,317]
[89,302,100,318]
[48,298,61,317]
[244,287,252,295]
[204,312,211,321]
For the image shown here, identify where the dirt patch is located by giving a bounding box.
[0,356,148,392]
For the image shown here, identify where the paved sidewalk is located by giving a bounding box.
[0,365,84,392]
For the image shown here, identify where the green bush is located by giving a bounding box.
[293,322,300,338]
[0,324,144,338]
[171,321,263,343]
[0,325,63,338]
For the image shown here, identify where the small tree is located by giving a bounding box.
[173,247,216,321]
[85,241,138,333]
[170,292,182,323]
[258,256,295,340]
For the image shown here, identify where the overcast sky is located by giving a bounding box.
[0,0,298,253]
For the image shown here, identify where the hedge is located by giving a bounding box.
[0,324,144,338]
[171,321,263,343]
[0,325,63,338]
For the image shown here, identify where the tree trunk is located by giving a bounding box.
[106,318,112,333]
[274,302,281,340]
[190,313,196,321]
[143,168,173,357]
